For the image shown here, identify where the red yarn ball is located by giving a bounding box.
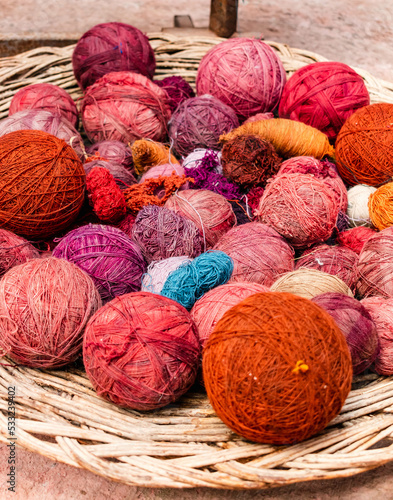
[83,292,201,410]
[72,22,155,90]
[337,226,377,255]
[279,62,370,140]
[86,167,127,223]
[84,158,136,190]
[0,229,40,278]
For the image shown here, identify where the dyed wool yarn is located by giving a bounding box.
[86,167,126,223]
[0,257,101,368]
[9,83,79,128]
[0,130,85,239]
[337,226,377,254]
[161,250,233,310]
[141,256,192,294]
[72,22,155,90]
[139,163,186,185]
[184,164,241,200]
[255,173,339,248]
[182,148,222,174]
[213,222,294,286]
[191,282,269,348]
[244,112,274,124]
[81,72,171,144]
[86,140,134,172]
[131,139,179,176]
[0,229,40,277]
[83,292,200,410]
[336,103,393,186]
[131,205,203,263]
[203,292,352,444]
[245,186,265,216]
[221,134,282,188]
[115,213,136,238]
[270,268,354,299]
[279,62,370,140]
[368,182,393,230]
[155,76,195,113]
[168,95,239,157]
[53,224,146,303]
[346,184,377,227]
[312,293,379,375]
[84,158,136,190]
[228,200,253,225]
[164,189,237,249]
[196,38,286,119]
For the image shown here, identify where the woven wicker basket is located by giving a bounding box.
[1,33,393,490]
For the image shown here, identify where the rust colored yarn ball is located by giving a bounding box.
[279,62,370,140]
[81,71,171,144]
[196,38,286,119]
[221,134,282,189]
[0,229,40,278]
[203,292,352,444]
[72,22,155,90]
[335,103,393,186]
[337,226,377,255]
[83,292,201,410]
[0,257,101,369]
[368,181,393,230]
[0,130,85,239]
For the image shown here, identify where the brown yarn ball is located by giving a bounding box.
[0,130,85,239]
[203,291,352,444]
[221,134,282,188]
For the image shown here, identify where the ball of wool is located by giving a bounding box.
[346,184,377,227]
[229,199,254,225]
[53,224,146,303]
[337,226,377,254]
[86,167,126,223]
[221,134,282,189]
[84,158,136,190]
[72,22,155,91]
[155,76,195,113]
[335,211,350,234]
[83,292,200,410]
[279,62,370,140]
[141,256,192,294]
[196,38,286,119]
[336,103,393,186]
[296,244,358,291]
[81,71,171,144]
[164,189,236,249]
[168,95,239,157]
[368,182,393,230]
[184,164,241,200]
[182,148,222,174]
[191,282,269,348]
[114,213,136,238]
[0,257,101,368]
[203,291,352,444]
[131,205,203,263]
[245,186,265,216]
[0,229,40,277]
[161,250,233,310]
[0,130,85,239]
[86,140,134,172]
[312,292,379,375]
[213,222,294,286]
[270,268,354,299]
[9,83,79,128]
[131,139,179,176]
[255,173,340,248]
[139,162,185,184]
[243,112,274,124]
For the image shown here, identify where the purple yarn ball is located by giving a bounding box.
[53,224,146,303]
[155,76,195,113]
[86,140,134,173]
[84,159,136,190]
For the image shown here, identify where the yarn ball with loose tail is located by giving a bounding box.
[182,148,222,174]
[86,140,134,172]
[271,268,354,299]
[131,205,203,263]
[255,173,339,248]
[221,134,282,189]
[368,182,393,230]
[164,189,237,249]
[0,130,85,239]
[168,95,239,157]
[53,224,146,303]
[81,71,171,144]
[141,256,192,294]
[346,184,377,227]
[0,229,40,277]
[312,292,379,375]
[83,292,200,410]
[161,250,233,310]
[203,291,352,444]
[337,226,377,255]
[0,257,101,369]
[336,103,393,186]
[86,167,127,223]
[9,83,79,128]
[279,62,370,140]
[72,22,155,91]
[84,158,136,190]
[196,38,286,119]
[155,76,195,113]
[213,222,294,286]
[191,282,269,348]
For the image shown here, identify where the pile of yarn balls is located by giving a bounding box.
[2,21,393,446]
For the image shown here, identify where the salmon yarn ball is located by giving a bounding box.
[0,229,40,278]
[368,182,393,230]
[203,292,352,444]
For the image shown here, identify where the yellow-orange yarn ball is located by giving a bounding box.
[368,182,393,230]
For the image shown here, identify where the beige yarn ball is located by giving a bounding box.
[347,184,377,228]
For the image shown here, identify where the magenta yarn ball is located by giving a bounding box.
[72,22,155,91]
[155,76,195,113]
[196,38,286,119]
[86,140,134,172]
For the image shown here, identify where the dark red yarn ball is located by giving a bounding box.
[155,76,195,113]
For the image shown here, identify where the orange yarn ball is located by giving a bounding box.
[368,181,393,230]
[203,292,352,444]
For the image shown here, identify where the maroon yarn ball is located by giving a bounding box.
[155,76,195,113]
[168,95,239,157]
[86,140,134,172]
[72,22,155,91]
[84,158,136,190]
[196,38,286,119]
[337,226,377,255]
[279,62,370,140]
[114,213,136,238]
[0,229,40,278]
[83,292,201,410]
[312,292,379,375]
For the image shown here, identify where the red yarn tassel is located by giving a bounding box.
[86,167,126,223]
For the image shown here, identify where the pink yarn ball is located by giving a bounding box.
[139,163,188,197]
[86,140,134,172]
[0,229,40,277]
[81,71,171,144]
[196,38,286,119]
[243,112,275,124]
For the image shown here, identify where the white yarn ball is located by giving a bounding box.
[141,256,192,294]
[347,184,377,227]
[182,148,222,174]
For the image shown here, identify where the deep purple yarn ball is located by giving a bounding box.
[86,140,134,173]
[155,76,195,113]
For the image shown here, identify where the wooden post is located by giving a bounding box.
[209,0,238,38]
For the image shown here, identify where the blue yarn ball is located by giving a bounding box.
[160,250,233,310]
